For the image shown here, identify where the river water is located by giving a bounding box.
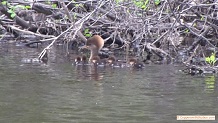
[0,42,217,123]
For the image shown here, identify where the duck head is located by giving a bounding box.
[107,56,116,64]
[128,58,137,66]
[91,56,101,65]
[128,58,144,68]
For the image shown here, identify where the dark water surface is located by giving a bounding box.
[0,43,217,123]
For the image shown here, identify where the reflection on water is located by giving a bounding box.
[204,76,216,93]
[0,43,218,123]
[74,65,105,81]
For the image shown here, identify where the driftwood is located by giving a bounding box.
[1,0,218,74]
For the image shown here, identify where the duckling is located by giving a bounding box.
[128,58,145,68]
[81,55,89,65]
[91,56,107,67]
[107,56,125,68]
[74,56,82,65]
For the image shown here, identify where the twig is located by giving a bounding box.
[38,0,109,60]
[9,25,55,38]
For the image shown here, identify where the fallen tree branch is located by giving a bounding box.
[38,0,109,60]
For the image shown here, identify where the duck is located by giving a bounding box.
[73,55,89,65]
[91,56,107,67]
[80,35,144,68]
[81,55,89,65]
[128,58,145,68]
[81,35,105,61]
[74,56,82,65]
[91,56,100,65]
[107,56,125,68]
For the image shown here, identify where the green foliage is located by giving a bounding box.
[154,0,161,5]
[52,4,57,8]
[115,0,123,4]
[25,5,31,9]
[1,1,31,19]
[1,1,7,5]
[46,0,51,4]
[200,16,204,21]
[75,4,79,7]
[84,28,92,37]
[193,22,197,27]
[15,5,26,9]
[205,52,216,66]
[184,29,189,33]
[75,3,83,7]
[71,0,82,7]
[134,0,149,10]
[7,8,16,18]
[73,13,77,20]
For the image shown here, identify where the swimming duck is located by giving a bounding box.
[91,56,100,65]
[73,55,89,65]
[107,56,125,68]
[74,56,82,65]
[80,35,144,68]
[81,55,89,65]
[81,35,105,61]
[128,58,145,68]
[91,56,107,67]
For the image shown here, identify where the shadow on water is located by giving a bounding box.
[0,43,218,123]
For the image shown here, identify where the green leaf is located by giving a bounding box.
[154,0,161,5]
[15,5,26,9]
[46,0,51,4]
[127,9,130,13]
[11,13,16,18]
[73,14,77,20]
[210,53,215,60]
[7,9,13,13]
[143,0,149,10]
[25,5,31,9]
[84,28,92,37]
[134,1,142,7]
[205,53,217,65]
[84,28,89,34]
[85,33,92,37]
[115,0,123,3]
[75,3,81,7]
[145,0,149,6]
[210,53,216,64]
[141,5,146,9]
[52,4,57,8]
[1,1,7,5]
[185,29,189,33]
[205,57,210,63]
[10,6,16,11]
[134,0,149,10]
[193,23,197,27]
[200,16,204,21]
